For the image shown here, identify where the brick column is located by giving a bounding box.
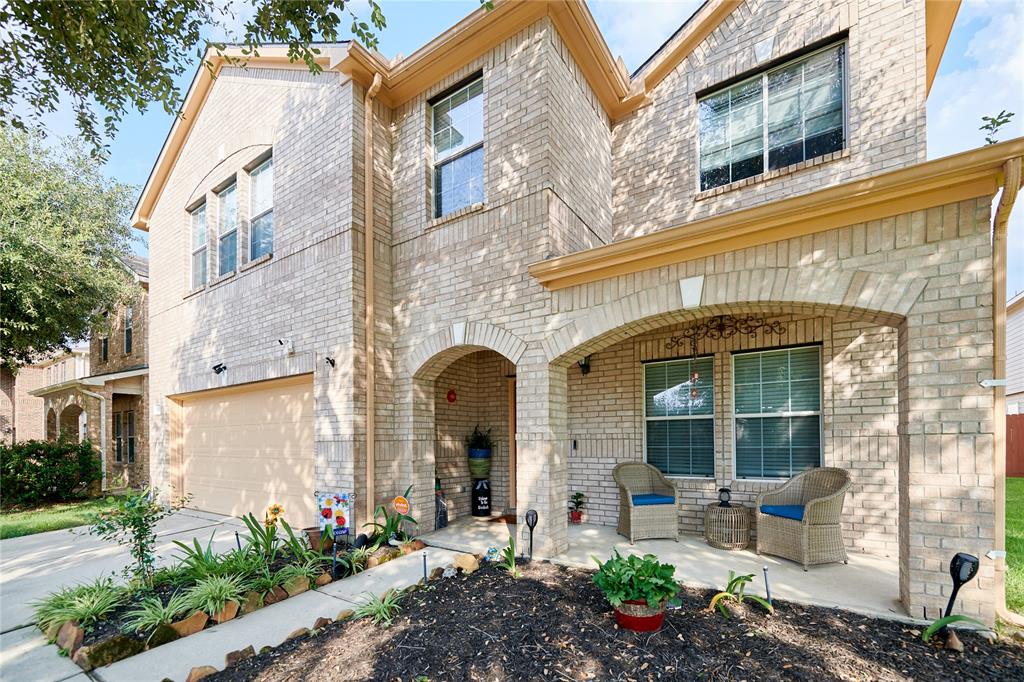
[515,357,569,558]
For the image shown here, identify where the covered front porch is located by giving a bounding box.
[421,517,902,620]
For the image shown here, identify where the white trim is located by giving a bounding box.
[190,203,208,290]
[248,157,274,261]
[431,75,485,219]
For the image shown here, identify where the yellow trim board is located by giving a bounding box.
[926,0,961,96]
[529,137,1024,291]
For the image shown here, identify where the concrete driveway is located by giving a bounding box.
[0,509,245,682]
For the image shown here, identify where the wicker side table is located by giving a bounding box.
[704,503,750,550]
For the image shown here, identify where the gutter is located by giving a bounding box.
[363,73,383,526]
[992,156,1023,627]
[77,387,108,491]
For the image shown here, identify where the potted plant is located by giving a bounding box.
[592,551,681,632]
[465,426,493,479]
[569,492,586,524]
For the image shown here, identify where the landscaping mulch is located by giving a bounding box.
[209,561,1024,681]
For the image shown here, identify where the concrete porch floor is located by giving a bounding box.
[420,517,906,622]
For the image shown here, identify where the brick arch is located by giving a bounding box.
[59,404,84,443]
[543,267,925,366]
[408,322,528,380]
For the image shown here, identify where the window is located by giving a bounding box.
[126,411,136,463]
[124,306,133,355]
[698,43,846,191]
[644,356,714,477]
[431,76,484,218]
[733,346,822,478]
[190,203,208,288]
[218,183,238,275]
[250,158,274,260]
[101,337,108,362]
[114,412,123,463]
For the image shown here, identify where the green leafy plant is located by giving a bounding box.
[279,518,320,563]
[592,551,681,609]
[184,574,246,617]
[33,577,125,633]
[216,547,265,582]
[0,439,102,507]
[241,512,279,563]
[335,550,369,578]
[706,571,774,618]
[151,563,192,588]
[981,110,1015,145]
[248,567,284,596]
[354,589,403,627]
[570,492,586,512]
[172,533,221,579]
[122,592,193,634]
[276,557,323,590]
[499,535,520,578]
[84,487,180,584]
[921,614,991,643]
[364,485,417,549]
[464,426,493,450]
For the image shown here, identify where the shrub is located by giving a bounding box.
[464,426,493,450]
[592,551,681,609]
[363,486,417,549]
[185,574,246,616]
[85,487,177,584]
[706,571,773,617]
[122,593,193,634]
[276,557,324,589]
[34,577,125,633]
[0,439,102,507]
[354,589,403,627]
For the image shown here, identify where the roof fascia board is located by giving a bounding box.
[926,0,961,95]
[529,137,1024,290]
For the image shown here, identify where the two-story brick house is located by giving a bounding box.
[32,255,150,488]
[135,0,1022,623]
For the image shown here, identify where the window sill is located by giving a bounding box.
[695,148,850,202]
[428,201,485,230]
[210,271,236,287]
[241,252,273,272]
[183,284,207,300]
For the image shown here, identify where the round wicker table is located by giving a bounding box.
[704,503,750,550]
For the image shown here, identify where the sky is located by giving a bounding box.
[24,0,1024,296]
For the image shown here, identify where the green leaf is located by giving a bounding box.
[921,615,990,643]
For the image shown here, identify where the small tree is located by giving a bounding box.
[84,488,183,584]
[980,110,1015,145]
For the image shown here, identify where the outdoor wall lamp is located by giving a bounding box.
[577,355,592,375]
[718,487,732,508]
[325,356,336,368]
[944,552,980,620]
[277,338,295,355]
[525,509,538,560]
[212,363,227,374]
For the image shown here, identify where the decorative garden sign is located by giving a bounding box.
[318,492,351,538]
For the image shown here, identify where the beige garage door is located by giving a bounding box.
[182,375,315,527]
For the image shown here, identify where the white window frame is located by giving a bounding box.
[248,157,273,261]
[217,182,238,276]
[190,203,208,289]
[696,41,848,193]
[430,75,484,219]
[730,345,824,481]
[641,356,716,479]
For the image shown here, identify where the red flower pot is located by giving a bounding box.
[569,511,583,524]
[614,600,666,632]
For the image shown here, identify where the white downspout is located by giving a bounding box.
[78,388,107,490]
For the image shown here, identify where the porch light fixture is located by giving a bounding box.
[577,355,592,375]
[717,487,732,507]
[943,552,980,620]
[666,314,787,357]
[525,509,538,560]
[212,363,227,374]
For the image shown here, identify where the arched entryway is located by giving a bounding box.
[59,404,84,442]
[46,408,58,441]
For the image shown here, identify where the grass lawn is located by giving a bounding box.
[0,496,122,540]
[1008,477,1024,614]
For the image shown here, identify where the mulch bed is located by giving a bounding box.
[210,561,1024,682]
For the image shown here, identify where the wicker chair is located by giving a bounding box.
[755,467,852,570]
[613,462,679,544]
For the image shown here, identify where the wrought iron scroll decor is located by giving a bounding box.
[665,314,787,357]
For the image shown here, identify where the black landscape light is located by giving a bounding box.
[525,509,539,560]
[718,487,732,508]
[944,552,980,619]
[212,362,227,374]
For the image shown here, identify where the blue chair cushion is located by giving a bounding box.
[632,494,675,506]
[760,504,804,521]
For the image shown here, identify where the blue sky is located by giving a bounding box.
[30,1,1024,295]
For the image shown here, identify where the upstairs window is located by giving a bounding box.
[101,337,108,363]
[250,157,274,260]
[217,183,238,276]
[698,43,846,191]
[733,346,822,478]
[124,306,133,355]
[190,203,207,289]
[431,76,484,218]
[643,356,715,477]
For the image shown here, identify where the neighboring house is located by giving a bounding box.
[31,256,150,488]
[134,0,1022,623]
[1008,292,1023,415]
[1,364,47,444]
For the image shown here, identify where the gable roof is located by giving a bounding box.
[131,0,961,230]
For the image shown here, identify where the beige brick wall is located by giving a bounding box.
[91,286,148,374]
[1,366,46,444]
[612,0,926,240]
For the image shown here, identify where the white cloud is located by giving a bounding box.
[588,0,704,73]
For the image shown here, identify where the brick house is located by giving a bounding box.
[31,256,150,488]
[1,364,46,444]
[134,1,1022,622]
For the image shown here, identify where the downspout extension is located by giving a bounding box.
[993,156,1023,627]
[78,388,107,491]
[363,73,383,526]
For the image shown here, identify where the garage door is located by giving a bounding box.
[182,375,315,527]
